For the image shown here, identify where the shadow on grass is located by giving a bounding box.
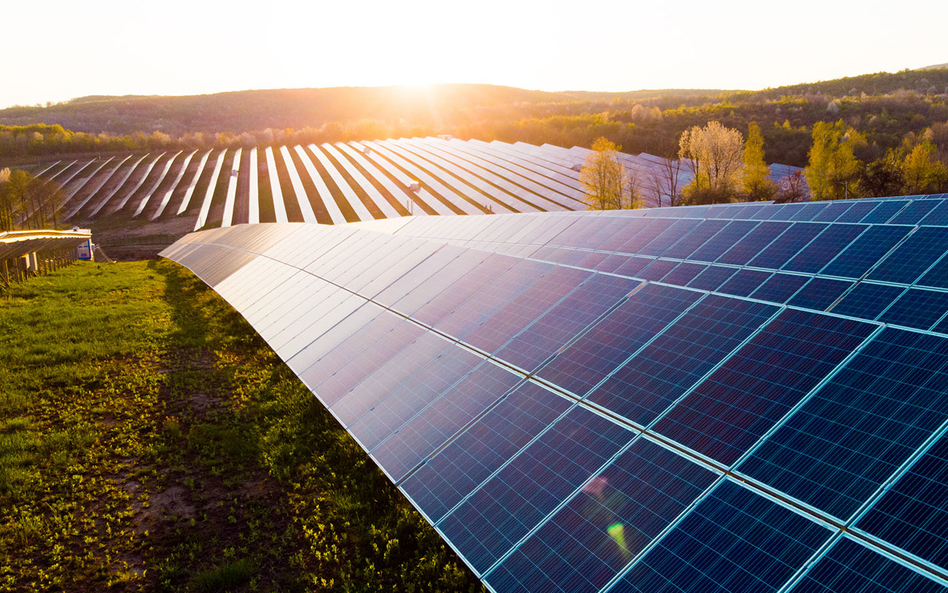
[147,258,486,593]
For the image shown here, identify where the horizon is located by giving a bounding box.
[5,0,947,110]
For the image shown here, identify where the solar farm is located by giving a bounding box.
[32,139,801,234]
[161,194,948,593]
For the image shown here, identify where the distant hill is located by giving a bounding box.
[918,63,948,71]
[0,85,725,137]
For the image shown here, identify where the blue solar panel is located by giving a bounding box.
[654,309,875,466]
[869,228,948,284]
[437,406,635,574]
[788,277,852,310]
[400,382,572,523]
[821,226,910,279]
[435,259,551,339]
[739,328,948,520]
[750,273,810,304]
[496,274,639,373]
[857,431,948,570]
[537,283,701,396]
[919,201,948,226]
[748,223,825,270]
[689,221,758,263]
[687,265,738,291]
[784,225,867,273]
[879,289,948,331]
[587,295,777,427]
[163,205,948,593]
[789,202,831,222]
[716,221,790,266]
[612,256,652,279]
[636,258,679,281]
[831,282,906,320]
[860,200,909,224]
[464,266,591,354]
[617,219,677,254]
[811,201,854,223]
[346,342,482,448]
[836,201,880,223]
[486,438,717,593]
[638,219,702,256]
[662,219,729,259]
[608,480,831,593]
[659,262,708,287]
[370,361,523,481]
[890,200,940,225]
[789,537,948,593]
[717,269,772,297]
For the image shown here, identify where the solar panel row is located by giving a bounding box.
[161,199,948,593]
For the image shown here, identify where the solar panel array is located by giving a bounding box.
[32,139,803,231]
[161,193,948,593]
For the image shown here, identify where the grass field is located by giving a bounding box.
[0,261,484,592]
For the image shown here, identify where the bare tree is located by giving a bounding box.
[649,156,684,208]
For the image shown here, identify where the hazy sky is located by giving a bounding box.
[3,0,945,108]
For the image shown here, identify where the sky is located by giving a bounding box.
[3,0,946,109]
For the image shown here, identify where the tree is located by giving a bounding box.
[777,171,810,203]
[580,137,631,210]
[741,122,778,201]
[861,151,904,198]
[679,121,744,204]
[805,120,865,200]
[902,141,948,194]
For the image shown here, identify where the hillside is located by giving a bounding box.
[0,85,723,137]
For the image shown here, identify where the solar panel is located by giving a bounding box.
[161,202,948,593]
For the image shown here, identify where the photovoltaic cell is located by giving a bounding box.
[586,295,777,427]
[637,219,702,256]
[496,274,640,373]
[835,201,879,223]
[399,382,572,523]
[659,262,708,288]
[811,201,854,223]
[831,282,905,320]
[738,328,948,520]
[636,258,678,281]
[869,227,948,284]
[879,288,948,331]
[789,537,948,593]
[370,361,523,481]
[919,254,948,290]
[437,406,635,574]
[821,226,910,279]
[890,200,940,225]
[747,222,825,270]
[686,265,738,291]
[750,273,810,304]
[857,432,948,570]
[859,200,908,224]
[784,224,866,274]
[486,438,717,593]
[346,343,484,449]
[653,308,875,466]
[608,480,831,593]
[688,221,758,263]
[616,219,677,254]
[788,277,852,311]
[716,221,790,265]
[661,219,729,259]
[717,269,771,298]
[612,256,652,279]
[536,283,702,396]
[463,266,592,354]
[919,201,948,226]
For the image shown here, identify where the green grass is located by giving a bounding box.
[0,261,484,592]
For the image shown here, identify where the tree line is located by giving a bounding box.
[0,169,63,231]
